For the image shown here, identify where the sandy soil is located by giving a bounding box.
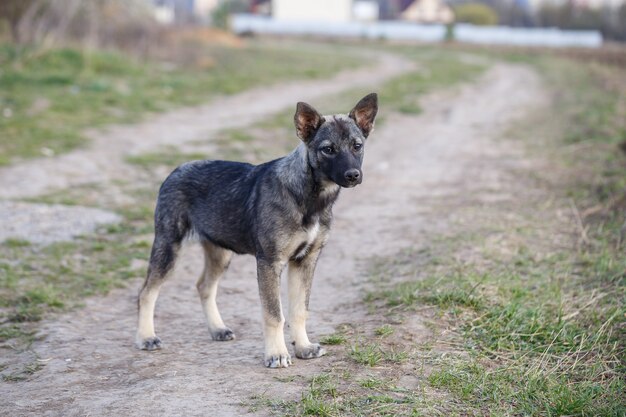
[0,57,547,416]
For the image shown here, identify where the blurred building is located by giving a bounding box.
[272,0,352,22]
[400,0,454,24]
[271,0,381,22]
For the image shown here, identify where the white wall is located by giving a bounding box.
[233,14,447,41]
[273,0,352,23]
[353,1,379,21]
[232,14,603,48]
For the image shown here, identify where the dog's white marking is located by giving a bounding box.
[295,221,320,259]
[320,182,340,199]
[263,317,291,368]
[307,221,320,243]
[136,284,162,346]
[288,265,310,347]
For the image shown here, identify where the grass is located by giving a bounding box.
[374,324,394,337]
[320,333,347,345]
[2,360,44,382]
[349,342,384,367]
[429,358,624,416]
[255,370,433,417]
[362,224,625,413]
[349,341,409,367]
[2,238,31,248]
[0,41,361,165]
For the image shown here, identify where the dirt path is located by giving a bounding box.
[0,61,547,416]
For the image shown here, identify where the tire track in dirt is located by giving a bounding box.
[0,63,548,416]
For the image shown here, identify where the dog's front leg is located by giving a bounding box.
[257,258,291,368]
[288,249,326,360]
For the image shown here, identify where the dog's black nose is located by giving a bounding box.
[345,169,361,182]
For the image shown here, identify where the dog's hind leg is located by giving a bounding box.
[197,241,235,341]
[136,236,181,350]
[257,258,291,368]
[288,247,326,360]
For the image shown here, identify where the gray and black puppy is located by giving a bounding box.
[136,93,378,368]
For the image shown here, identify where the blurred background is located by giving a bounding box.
[0,0,626,48]
[1,0,625,48]
[0,1,624,414]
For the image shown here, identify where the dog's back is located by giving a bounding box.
[156,159,264,255]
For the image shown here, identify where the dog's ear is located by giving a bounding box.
[349,93,378,138]
[294,102,324,142]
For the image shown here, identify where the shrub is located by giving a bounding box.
[453,3,498,26]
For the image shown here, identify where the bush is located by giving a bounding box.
[453,3,498,26]
[211,0,249,29]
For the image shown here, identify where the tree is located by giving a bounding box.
[0,0,37,43]
[453,3,498,26]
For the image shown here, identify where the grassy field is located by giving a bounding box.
[0,41,361,165]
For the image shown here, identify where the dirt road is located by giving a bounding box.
[0,57,546,416]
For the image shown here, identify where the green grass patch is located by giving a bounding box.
[374,324,394,337]
[349,342,383,367]
[2,238,31,248]
[429,358,625,416]
[1,360,44,382]
[366,271,485,311]
[365,246,625,414]
[358,376,387,389]
[349,341,409,367]
[320,333,347,345]
[258,371,432,417]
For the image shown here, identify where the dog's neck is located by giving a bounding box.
[278,144,340,211]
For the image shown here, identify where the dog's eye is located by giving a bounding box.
[353,143,363,151]
[321,146,335,155]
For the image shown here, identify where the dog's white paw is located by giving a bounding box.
[210,327,235,341]
[264,352,292,368]
[136,336,162,351]
[295,343,326,359]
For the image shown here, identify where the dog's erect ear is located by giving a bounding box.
[294,102,324,142]
[349,93,378,138]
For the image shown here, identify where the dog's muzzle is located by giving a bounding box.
[343,169,362,187]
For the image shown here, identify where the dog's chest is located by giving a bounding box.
[290,221,321,260]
